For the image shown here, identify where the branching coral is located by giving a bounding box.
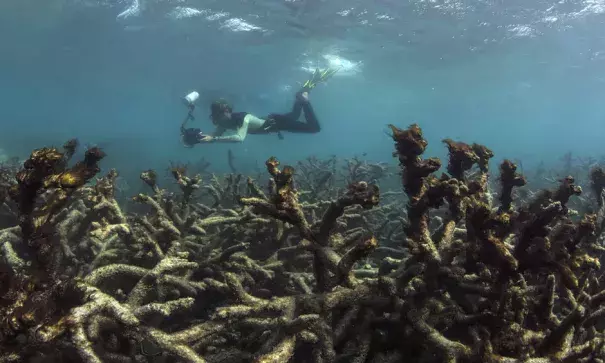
[1,124,605,363]
[0,141,106,358]
[385,124,605,362]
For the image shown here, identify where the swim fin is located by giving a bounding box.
[302,66,340,90]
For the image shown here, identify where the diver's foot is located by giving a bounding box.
[296,90,310,103]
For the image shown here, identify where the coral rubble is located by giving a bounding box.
[0,124,604,363]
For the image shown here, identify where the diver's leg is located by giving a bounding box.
[276,100,320,133]
[281,90,307,121]
[300,101,320,132]
[264,90,320,134]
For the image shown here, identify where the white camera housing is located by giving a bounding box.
[183,91,200,106]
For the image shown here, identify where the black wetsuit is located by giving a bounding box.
[250,97,320,134]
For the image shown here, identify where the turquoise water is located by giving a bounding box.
[1,0,605,178]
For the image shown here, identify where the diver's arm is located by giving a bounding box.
[211,118,250,143]
[246,114,267,129]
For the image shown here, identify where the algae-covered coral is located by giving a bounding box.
[1,125,605,362]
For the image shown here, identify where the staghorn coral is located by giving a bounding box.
[0,124,605,363]
[0,141,106,358]
[498,159,527,212]
[590,166,605,207]
[385,124,605,362]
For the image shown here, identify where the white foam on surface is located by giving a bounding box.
[300,53,363,77]
[116,0,142,19]
[220,18,264,32]
[167,6,207,20]
[507,25,538,38]
[570,0,605,18]
[206,12,229,21]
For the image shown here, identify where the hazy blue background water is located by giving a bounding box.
[1,0,605,182]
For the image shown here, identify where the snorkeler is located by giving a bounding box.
[179,67,339,147]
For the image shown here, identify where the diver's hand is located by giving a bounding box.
[262,118,278,131]
[199,135,214,143]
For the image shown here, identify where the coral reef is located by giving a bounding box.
[0,124,605,363]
